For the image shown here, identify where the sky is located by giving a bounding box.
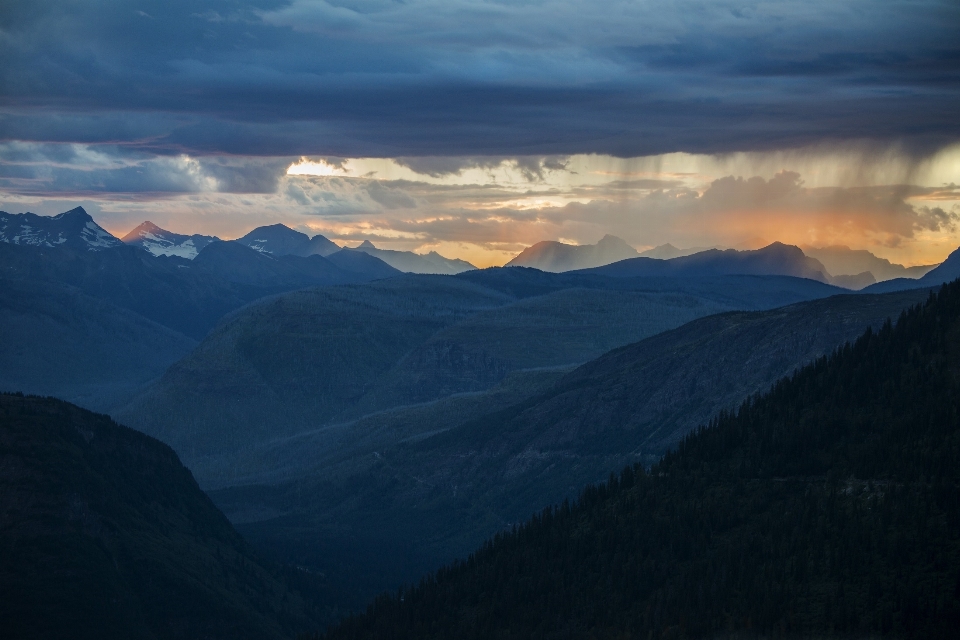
[1,1,958,267]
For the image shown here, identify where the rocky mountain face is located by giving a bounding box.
[348,240,476,274]
[0,207,122,251]
[0,393,334,639]
[121,220,220,258]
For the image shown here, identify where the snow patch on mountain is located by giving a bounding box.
[0,207,122,251]
[121,221,219,259]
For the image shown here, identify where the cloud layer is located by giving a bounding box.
[2,0,958,156]
[3,142,958,268]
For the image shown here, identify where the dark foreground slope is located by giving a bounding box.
[322,282,960,640]
[0,394,333,639]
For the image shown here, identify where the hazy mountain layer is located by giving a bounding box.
[320,281,960,640]
[209,287,925,605]
[120,272,843,489]
[637,243,710,259]
[582,241,833,282]
[349,240,476,275]
[0,394,333,640]
[114,276,514,478]
[0,278,197,411]
[0,207,121,251]
[121,220,220,258]
[804,244,936,281]
[340,288,733,420]
[863,246,960,294]
[505,235,638,272]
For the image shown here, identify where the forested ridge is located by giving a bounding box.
[317,280,960,639]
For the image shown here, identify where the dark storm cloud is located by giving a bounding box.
[1,0,958,158]
[0,142,292,194]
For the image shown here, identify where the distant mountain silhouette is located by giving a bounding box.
[0,235,398,342]
[192,241,398,289]
[348,240,476,274]
[804,244,935,282]
[121,221,219,259]
[580,242,834,283]
[862,246,960,293]
[0,393,333,639]
[0,207,121,251]
[326,247,405,278]
[637,243,710,260]
[505,235,639,271]
[237,223,339,257]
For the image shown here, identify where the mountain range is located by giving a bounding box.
[0,207,122,251]
[861,246,960,294]
[803,244,936,281]
[505,235,639,271]
[4,205,960,634]
[348,240,476,274]
[506,236,930,287]
[577,241,879,289]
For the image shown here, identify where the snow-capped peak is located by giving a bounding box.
[121,221,220,259]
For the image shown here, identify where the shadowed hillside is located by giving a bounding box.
[209,287,930,608]
[318,281,960,640]
[0,394,335,639]
[0,278,197,411]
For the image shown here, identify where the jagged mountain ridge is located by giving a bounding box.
[121,220,220,259]
[0,393,333,639]
[348,240,476,275]
[0,207,121,251]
